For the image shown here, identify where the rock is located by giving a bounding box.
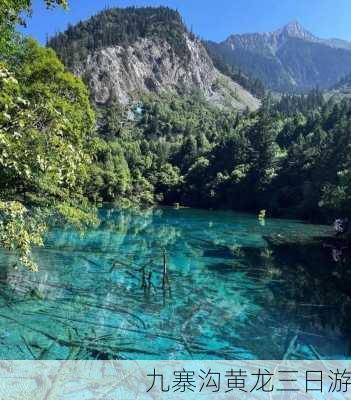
[73,37,260,111]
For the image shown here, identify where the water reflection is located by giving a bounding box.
[0,206,350,360]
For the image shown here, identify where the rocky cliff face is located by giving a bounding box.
[71,36,259,111]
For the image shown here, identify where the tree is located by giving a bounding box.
[246,113,280,197]
[1,39,95,206]
[0,0,68,57]
[0,37,96,269]
[87,139,131,203]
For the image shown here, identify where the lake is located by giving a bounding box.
[0,206,350,360]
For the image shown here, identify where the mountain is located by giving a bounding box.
[48,7,259,111]
[209,21,351,93]
[333,73,351,92]
[204,41,266,99]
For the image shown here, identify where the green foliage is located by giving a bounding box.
[272,89,324,116]
[322,170,351,213]
[0,40,95,208]
[92,90,351,222]
[0,201,46,271]
[0,34,96,269]
[48,7,192,68]
[0,0,67,56]
[87,138,131,204]
[93,93,239,206]
[55,202,99,230]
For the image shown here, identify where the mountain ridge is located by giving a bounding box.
[226,21,351,52]
[211,21,351,92]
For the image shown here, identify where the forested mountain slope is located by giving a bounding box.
[209,21,351,93]
[49,7,259,111]
[333,73,351,92]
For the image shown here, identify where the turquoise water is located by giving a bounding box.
[0,207,350,360]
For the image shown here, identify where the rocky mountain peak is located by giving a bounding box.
[278,20,313,40]
[269,21,317,49]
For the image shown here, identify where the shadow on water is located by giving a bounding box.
[0,206,350,360]
[242,237,351,359]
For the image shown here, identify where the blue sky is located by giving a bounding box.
[22,0,351,44]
